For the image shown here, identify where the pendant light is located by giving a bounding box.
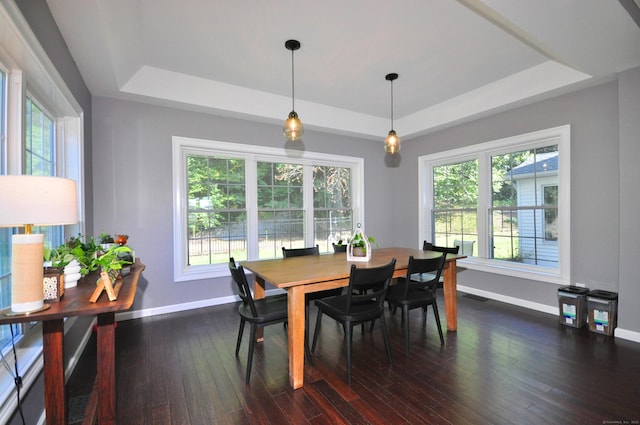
[384,73,401,154]
[283,39,303,142]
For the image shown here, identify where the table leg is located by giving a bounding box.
[252,275,266,341]
[287,286,306,389]
[442,260,458,331]
[43,319,65,425]
[96,312,116,425]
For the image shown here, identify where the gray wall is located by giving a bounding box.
[91,97,396,311]
[394,75,639,332]
[618,67,640,334]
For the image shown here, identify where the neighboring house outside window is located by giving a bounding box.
[173,137,364,281]
[501,149,559,267]
[420,125,570,284]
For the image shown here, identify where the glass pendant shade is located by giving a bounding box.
[283,110,304,141]
[384,129,401,154]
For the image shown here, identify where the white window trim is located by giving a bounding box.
[0,0,85,420]
[419,125,570,285]
[172,136,365,282]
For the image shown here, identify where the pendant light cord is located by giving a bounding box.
[390,79,394,130]
[291,49,295,111]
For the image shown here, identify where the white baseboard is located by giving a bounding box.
[457,285,640,344]
[457,285,559,315]
[116,289,285,321]
[614,327,640,343]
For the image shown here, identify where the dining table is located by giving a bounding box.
[240,246,465,389]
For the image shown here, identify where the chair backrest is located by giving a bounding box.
[282,245,320,258]
[344,259,396,314]
[453,239,475,256]
[423,240,459,254]
[332,243,347,253]
[228,257,258,317]
[398,255,446,297]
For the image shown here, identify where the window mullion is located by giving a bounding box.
[6,69,23,174]
[245,158,258,260]
[477,153,490,259]
[303,164,314,247]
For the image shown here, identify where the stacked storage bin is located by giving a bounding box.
[587,290,618,335]
[557,286,589,328]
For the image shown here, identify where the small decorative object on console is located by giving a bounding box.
[347,224,373,262]
[43,267,65,302]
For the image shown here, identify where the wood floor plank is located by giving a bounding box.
[66,294,640,425]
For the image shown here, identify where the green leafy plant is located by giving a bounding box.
[44,234,99,275]
[93,245,133,273]
[349,233,376,251]
[93,245,133,283]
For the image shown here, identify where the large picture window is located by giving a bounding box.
[173,138,363,281]
[420,126,570,284]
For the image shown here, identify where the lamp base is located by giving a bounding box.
[2,303,51,317]
[11,234,46,314]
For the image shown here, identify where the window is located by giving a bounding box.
[420,126,570,284]
[490,146,559,267]
[257,161,304,258]
[173,137,363,281]
[187,155,247,265]
[432,159,478,254]
[0,68,9,348]
[313,165,353,249]
[0,0,84,412]
[24,97,64,249]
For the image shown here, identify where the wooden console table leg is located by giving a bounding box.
[97,312,117,425]
[43,319,65,425]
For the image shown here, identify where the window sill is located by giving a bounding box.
[457,257,566,285]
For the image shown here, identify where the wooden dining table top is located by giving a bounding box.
[240,246,465,288]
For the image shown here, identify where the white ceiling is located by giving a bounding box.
[46,0,640,141]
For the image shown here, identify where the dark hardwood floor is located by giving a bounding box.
[67,293,640,424]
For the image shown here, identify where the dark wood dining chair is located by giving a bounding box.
[229,258,288,383]
[281,245,343,364]
[411,241,460,287]
[311,259,396,384]
[386,254,446,354]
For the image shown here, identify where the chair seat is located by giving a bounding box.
[238,296,288,324]
[315,295,384,324]
[387,284,437,308]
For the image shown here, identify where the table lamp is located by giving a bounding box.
[0,176,78,314]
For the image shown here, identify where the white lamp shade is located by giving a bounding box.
[0,175,78,314]
[0,176,78,227]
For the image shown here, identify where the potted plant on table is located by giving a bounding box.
[93,245,133,282]
[45,234,99,288]
[347,226,376,262]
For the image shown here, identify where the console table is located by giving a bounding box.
[0,259,145,425]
